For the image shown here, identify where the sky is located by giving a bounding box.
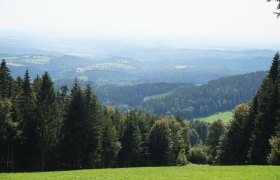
[0,0,280,46]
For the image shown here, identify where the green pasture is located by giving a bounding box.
[196,111,233,123]
[1,165,280,180]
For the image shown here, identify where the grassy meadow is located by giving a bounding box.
[1,165,280,180]
[143,90,175,102]
[196,111,233,123]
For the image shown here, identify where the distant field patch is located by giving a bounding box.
[1,55,51,66]
[1,165,280,180]
[196,111,233,123]
[143,91,174,101]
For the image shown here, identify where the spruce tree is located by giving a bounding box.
[32,75,42,95]
[35,72,61,170]
[118,111,142,167]
[83,84,101,168]
[239,97,258,164]
[95,117,121,168]
[20,69,38,170]
[216,104,250,164]
[268,52,279,83]
[57,85,69,116]
[61,79,86,169]
[248,78,279,164]
[0,59,13,98]
[248,53,280,164]
[0,99,19,171]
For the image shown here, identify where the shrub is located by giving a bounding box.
[267,133,280,165]
[188,145,208,164]
[176,149,188,166]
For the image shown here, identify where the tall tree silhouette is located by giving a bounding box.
[35,72,61,170]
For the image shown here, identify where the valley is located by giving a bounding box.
[1,0,280,177]
[0,43,272,119]
[0,40,274,85]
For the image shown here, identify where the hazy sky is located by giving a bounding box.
[0,0,280,44]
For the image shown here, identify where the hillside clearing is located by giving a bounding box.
[196,111,233,123]
[1,165,280,180]
[143,90,174,101]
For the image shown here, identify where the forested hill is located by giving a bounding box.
[0,53,279,171]
[94,83,194,111]
[55,71,266,119]
[138,71,266,119]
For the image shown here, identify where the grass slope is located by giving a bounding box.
[196,111,233,123]
[1,166,280,180]
[143,90,174,102]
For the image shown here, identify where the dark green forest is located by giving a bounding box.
[0,52,280,172]
[94,83,191,109]
[139,71,265,118]
[63,71,265,118]
[0,59,191,171]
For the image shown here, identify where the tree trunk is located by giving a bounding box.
[11,142,13,172]
[6,145,9,171]
[41,117,45,171]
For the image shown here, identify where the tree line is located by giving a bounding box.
[1,52,280,172]
[186,53,280,165]
[139,71,265,119]
[216,52,280,165]
[69,71,265,119]
[0,59,191,171]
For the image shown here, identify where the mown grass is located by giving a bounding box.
[1,165,280,180]
[196,111,233,123]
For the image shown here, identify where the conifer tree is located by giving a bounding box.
[248,78,279,164]
[95,117,121,168]
[35,72,61,170]
[20,69,38,170]
[0,99,19,171]
[32,75,42,95]
[216,104,250,164]
[268,52,279,82]
[14,76,23,98]
[0,59,13,98]
[118,111,142,167]
[83,84,101,168]
[248,53,280,164]
[61,79,86,169]
[57,85,69,115]
[240,97,258,164]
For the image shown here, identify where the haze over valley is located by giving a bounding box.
[1,0,280,173]
[0,35,276,85]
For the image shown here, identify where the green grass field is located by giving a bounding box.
[196,111,233,123]
[1,165,280,180]
[143,90,174,102]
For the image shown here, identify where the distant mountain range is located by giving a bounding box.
[0,49,274,85]
[0,37,272,118]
